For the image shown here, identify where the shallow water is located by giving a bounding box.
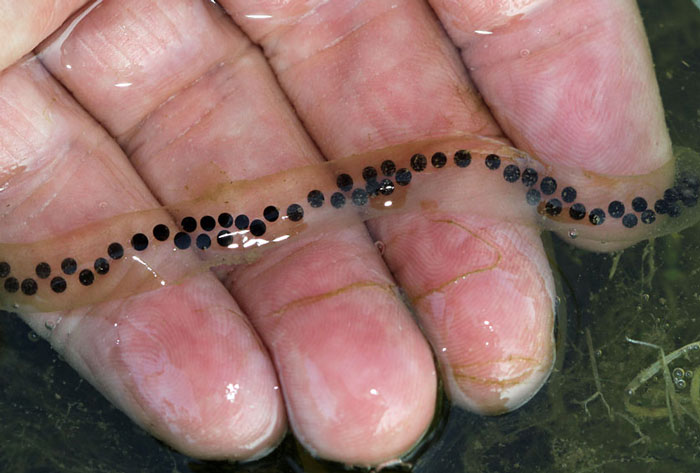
[1,0,700,472]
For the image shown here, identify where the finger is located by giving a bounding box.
[428,0,673,246]
[220,0,556,413]
[0,0,89,71]
[0,59,285,459]
[37,0,437,465]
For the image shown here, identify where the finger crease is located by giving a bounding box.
[410,219,502,304]
[264,280,395,320]
[452,356,540,387]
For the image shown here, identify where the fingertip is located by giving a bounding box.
[268,287,437,466]
[64,277,287,460]
[393,217,556,415]
[432,265,555,415]
[432,0,672,177]
[444,336,555,415]
[0,0,89,71]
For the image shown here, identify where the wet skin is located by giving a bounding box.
[0,0,674,466]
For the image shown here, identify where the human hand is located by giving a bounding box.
[0,0,674,466]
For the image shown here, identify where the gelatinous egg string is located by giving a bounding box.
[0,134,698,312]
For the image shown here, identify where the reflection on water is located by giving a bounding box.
[1,0,699,472]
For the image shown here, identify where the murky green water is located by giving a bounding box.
[2,1,700,472]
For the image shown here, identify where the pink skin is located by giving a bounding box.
[0,0,86,71]
[430,0,670,175]
[0,0,669,466]
[0,62,285,459]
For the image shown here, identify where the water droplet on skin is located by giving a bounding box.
[45,321,55,331]
[568,229,578,239]
[28,331,39,342]
[520,48,531,57]
[375,240,386,255]
[225,383,240,403]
